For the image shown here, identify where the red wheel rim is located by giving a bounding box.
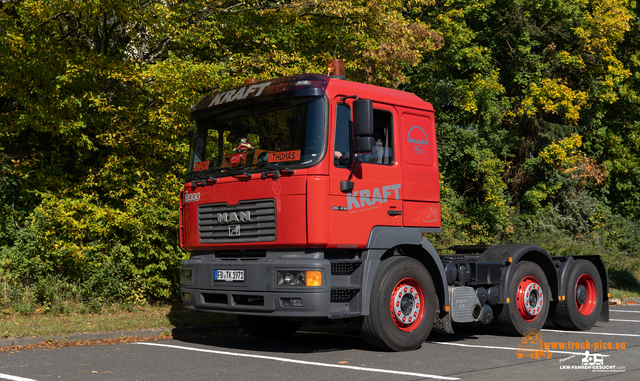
[516,275,544,321]
[575,273,597,316]
[389,278,425,331]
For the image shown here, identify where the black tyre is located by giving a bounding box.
[361,256,436,351]
[237,315,302,339]
[552,259,602,330]
[495,261,551,336]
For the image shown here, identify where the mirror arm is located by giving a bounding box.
[339,95,358,104]
[340,155,360,193]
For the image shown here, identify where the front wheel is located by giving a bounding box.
[361,256,436,351]
[495,261,551,335]
[237,316,302,339]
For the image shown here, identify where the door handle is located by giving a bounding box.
[387,210,402,216]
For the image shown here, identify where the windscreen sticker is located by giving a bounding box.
[194,161,209,171]
[268,150,301,163]
[208,82,272,107]
[229,152,246,166]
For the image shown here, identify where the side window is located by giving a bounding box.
[334,103,351,167]
[360,109,394,165]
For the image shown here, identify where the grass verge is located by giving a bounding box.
[0,303,236,339]
[609,288,640,300]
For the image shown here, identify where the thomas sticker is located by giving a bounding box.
[268,150,301,163]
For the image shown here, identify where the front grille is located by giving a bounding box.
[199,199,276,244]
[203,293,228,304]
[215,250,267,259]
[233,295,264,306]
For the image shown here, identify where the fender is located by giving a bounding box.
[361,226,447,315]
[480,244,558,303]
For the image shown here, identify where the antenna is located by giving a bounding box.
[329,12,348,75]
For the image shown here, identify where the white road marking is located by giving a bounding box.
[0,374,39,381]
[542,329,640,337]
[610,319,640,323]
[426,341,608,357]
[134,342,460,380]
[610,309,640,313]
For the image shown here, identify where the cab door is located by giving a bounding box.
[328,97,402,248]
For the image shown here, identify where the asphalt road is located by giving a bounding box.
[1,304,638,381]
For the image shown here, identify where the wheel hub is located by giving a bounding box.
[517,276,544,321]
[393,286,420,323]
[390,278,425,331]
[575,273,597,316]
[523,282,543,315]
[400,293,414,315]
[576,284,587,305]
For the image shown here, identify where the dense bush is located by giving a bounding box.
[0,179,186,311]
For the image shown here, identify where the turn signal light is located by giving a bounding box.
[305,271,322,286]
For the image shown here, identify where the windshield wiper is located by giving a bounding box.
[190,166,237,187]
[191,162,295,185]
[253,163,295,179]
[217,165,254,179]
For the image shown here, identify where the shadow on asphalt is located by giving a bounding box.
[171,319,372,354]
[169,317,512,354]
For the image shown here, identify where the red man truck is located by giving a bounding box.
[179,60,609,351]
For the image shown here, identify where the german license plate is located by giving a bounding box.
[214,269,245,281]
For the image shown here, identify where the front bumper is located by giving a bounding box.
[180,252,332,318]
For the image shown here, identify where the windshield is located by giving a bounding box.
[187,96,326,179]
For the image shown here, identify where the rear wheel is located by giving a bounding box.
[237,316,302,339]
[553,259,602,330]
[361,256,436,351]
[495,261,550,335]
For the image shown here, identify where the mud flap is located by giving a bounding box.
[432,296,454,334]
[599,300,609,322]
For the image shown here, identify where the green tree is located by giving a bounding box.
[412,0,639,245]
[0,0,443,309]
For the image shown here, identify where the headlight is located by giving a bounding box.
[277,270,322,286]
[278,271,305,286]
[181,269,193,283]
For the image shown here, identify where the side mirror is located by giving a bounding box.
[353,99,373,137]
[340,180,354,193]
